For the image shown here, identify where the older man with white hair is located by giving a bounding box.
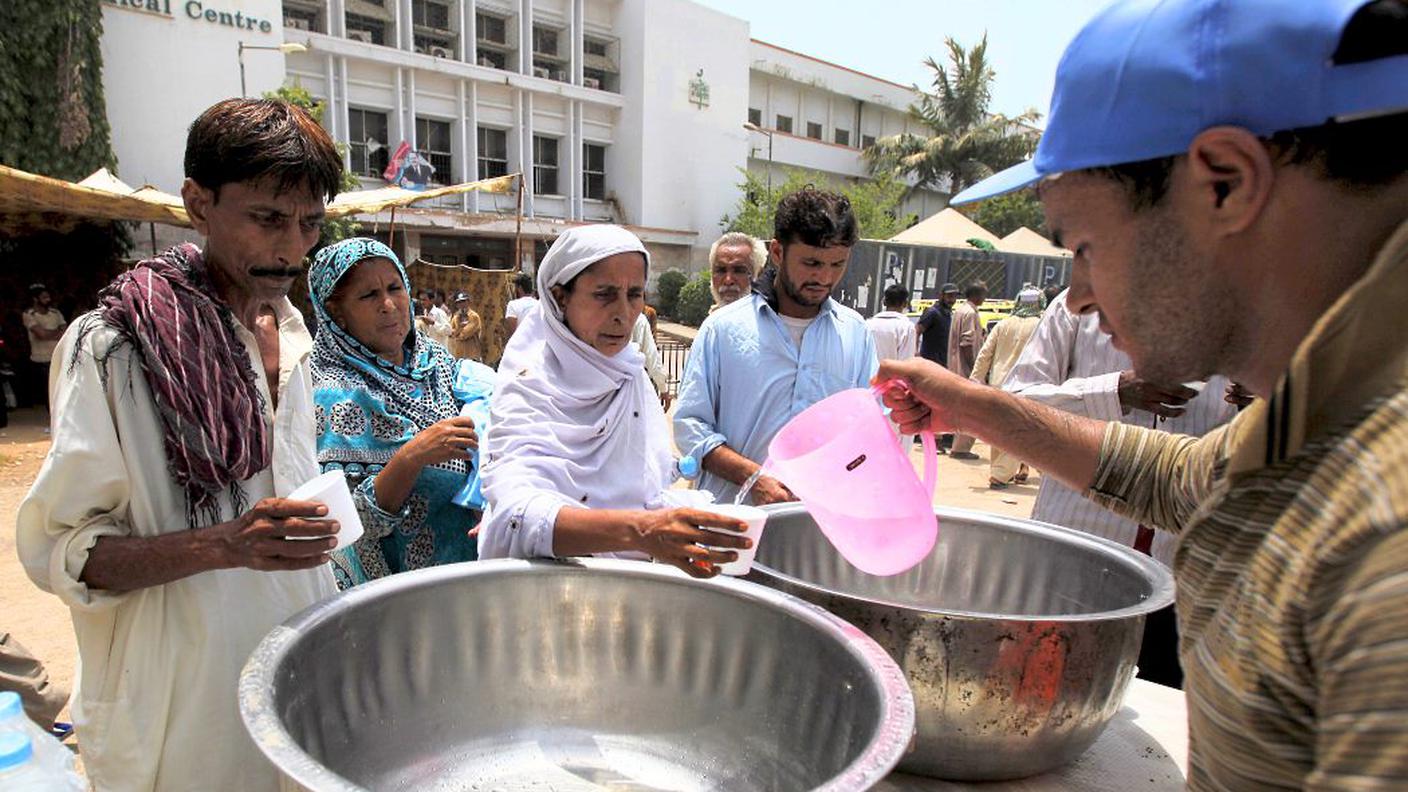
[707,232,767,310]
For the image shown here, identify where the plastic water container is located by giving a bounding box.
[766,383,939,576]
[0,691,77,778]
[0,732,83,791]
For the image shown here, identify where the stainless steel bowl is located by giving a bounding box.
[748,504,1175,781]
[240,558,915,791]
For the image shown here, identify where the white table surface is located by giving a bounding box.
[875,679,1188,791]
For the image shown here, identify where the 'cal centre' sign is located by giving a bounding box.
[104,0,277,34]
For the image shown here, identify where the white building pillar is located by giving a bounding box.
[570,0,583,85]
[519,0,532,74]
[467,80,480,213]
[338,57,351,168]
[328,0,345,36]
[393,68,407,148]
[461,0,476,62]
[323,55,339,142]
[398,0,413,51]
[524,91,535,216]
[406,69,418,148]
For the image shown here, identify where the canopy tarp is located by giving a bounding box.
[0,165,519,234]
[326,174,517,218]
[1000,226,1072,257]
[0,165,189,234]
[889,208,1001,248]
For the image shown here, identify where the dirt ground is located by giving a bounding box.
[0,403,1040,762]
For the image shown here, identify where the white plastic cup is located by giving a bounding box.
[286,470,365,551]
[697,503,768,576]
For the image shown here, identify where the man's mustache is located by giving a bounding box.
[249,267,303,278]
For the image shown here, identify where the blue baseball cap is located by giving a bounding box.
[951,0,1408,205]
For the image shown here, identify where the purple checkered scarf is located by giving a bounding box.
[85,243,270,525]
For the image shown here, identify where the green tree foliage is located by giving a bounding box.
[865,36,1040,196]
[675,270,713,327]
[0,1,129,264]
[959,190,1047,238]
[0,1,117,180]
[720,168,916,241]
[655,269,688,318]
[264,85,362,246]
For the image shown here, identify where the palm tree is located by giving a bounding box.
[866,36,1040,196]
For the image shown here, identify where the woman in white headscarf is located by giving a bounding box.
[478,225,749,577]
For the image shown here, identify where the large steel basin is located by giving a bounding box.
[749,504,1175,781]
[240,558,915,791]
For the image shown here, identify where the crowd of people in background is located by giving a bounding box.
[8,2,1408,785]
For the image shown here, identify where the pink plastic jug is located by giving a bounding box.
[766,382,938,576]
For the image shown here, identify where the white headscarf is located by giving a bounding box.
[480,225,681,557]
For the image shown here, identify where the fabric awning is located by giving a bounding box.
[999,226,1072,257]
[888,208,1002,248]
[0,165,189,234]
[0,166,519,234]
[325,174,517,217]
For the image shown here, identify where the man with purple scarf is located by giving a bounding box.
[16,99,346,791]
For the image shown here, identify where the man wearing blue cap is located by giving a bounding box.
[877,0,1408,787]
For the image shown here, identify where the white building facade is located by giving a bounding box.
[99,0,944,274]
[746,40,950,224]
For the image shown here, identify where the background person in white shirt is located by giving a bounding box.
[865,283,916,363]
[1003,289,1236,688]
[20,283,65,415]
[503,271,537,341]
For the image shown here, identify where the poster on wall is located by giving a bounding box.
[926,270,938,289]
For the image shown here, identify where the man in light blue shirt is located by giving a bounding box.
[674,188,879,504]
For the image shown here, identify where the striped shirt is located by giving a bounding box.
[1088,218,1408,790]
[1005,292,1237,565]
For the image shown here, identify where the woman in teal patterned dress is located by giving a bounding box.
[309,237,480,588]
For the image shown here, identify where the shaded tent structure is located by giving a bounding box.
[0,165,523,362]
[0,164,517,233]
[889,208,1002,248]
[0,165,188,235]
[999,226,1072,257]
[843,211,1071,317]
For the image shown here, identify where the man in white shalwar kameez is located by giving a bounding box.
[16,99,347,791]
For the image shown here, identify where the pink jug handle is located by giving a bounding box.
[918,430,939,498]
[871,380,940,499]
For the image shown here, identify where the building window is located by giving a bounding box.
[583,143,606,200]
[416,117,453,185]
[476,12,507,43]
[862,134,876,149]
[412,0,450,30]
[834,129,851,146]
[415,33,455,57]
[282,8,319,32]
[806,121,822,140]
[775,115,793,134]
[747,108,762,126]
[345,14,386,45]
[477,127,508,178]
[584,67,615,92]
[348,108,389,178]
[532,60,568,81]
[532,25,560,57]
[584,37,609,57]
[478,48,508,69]
[533,136,559,195]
